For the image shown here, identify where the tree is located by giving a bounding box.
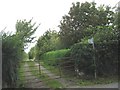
[69,25,118,78]
[59,2,114,48]
[28,47,36,59]
[2,19,39,88]
[36,29,60,60]
[16,18,39,49]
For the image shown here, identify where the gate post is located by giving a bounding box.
[38,61,41,75]
[58,58,62,78]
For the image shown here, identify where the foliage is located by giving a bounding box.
[2,33,23,87]
[70,43,94,76]
[16,19,39,49]
[113,5,120,41]
[41,49,70,66]
[2,19,38,88]
[36,30,61,60]
[17,62,26,88]
[69,26,118,77]
[77,76,118,86]
[28,47,36,59]
[59,2,115,48]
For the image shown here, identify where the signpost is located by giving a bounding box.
[88,37,97,79]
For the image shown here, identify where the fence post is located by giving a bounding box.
[58,58,62,78]
[75,59,78,78]
[38,61,41,75]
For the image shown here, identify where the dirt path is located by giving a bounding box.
[35,62,118,88]
[35,63,75,87]
[23,63,47,88]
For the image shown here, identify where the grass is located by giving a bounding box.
[40,62,60,76]
[17,61,26,88]
[61,73,118,86]
[39,73,64,89]
[76,76,118,86]
[40,49,70,76]
[27,61,64,89]
[40,61,118,86]
[39,49,118,87]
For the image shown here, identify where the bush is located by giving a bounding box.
[95,41,118,76]
[69,26,118,77]
[2,34,23,87]
[70,43,95,76]
[40,49,70,66]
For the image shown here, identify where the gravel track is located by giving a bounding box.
[23,63,47,88]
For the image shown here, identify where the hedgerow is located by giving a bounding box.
[69,26,118,77]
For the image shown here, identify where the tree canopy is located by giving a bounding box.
[2,19,39,88]
[59,2,115,48]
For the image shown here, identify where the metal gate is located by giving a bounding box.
[17,57,78,88]
[17,60,43,88]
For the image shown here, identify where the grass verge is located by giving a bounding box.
[76,76,118,86]
[40,61,118,86]
[40,62,60,76]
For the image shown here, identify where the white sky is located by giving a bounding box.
[0,0,119,52]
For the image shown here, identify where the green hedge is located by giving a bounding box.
[69,26,118,77]
[2,34,23,88]
[40,49,70,66]
[70,43,95,76]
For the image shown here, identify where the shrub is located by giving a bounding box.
[40,49,70,66]
[69,26,118,77]
[70,42,95,76]
[2,34,23,87]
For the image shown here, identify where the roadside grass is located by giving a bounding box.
[40,48,118,86]
[27,61,64,89]
[40,49,70,77]
[40,61,118,86]
[76,76,118,86]
[17,61,26,88]
[39,73,64,89]
[40,62,60,76]
[61,72,118,86]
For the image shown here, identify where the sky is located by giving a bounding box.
[0,0,119,52]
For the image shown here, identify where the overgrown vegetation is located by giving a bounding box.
[30,1,119,81]
[2,34,23,87]
[59,2,116,48]
[35,30,62,60]
[77,76,118,86]
[2,1,119,88]
[41,49,70,65]
[40,49,71,76]
[2,19,38,88]
[17,62,26,88]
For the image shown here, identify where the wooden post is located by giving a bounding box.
[93,43,97,79]
[58,58,62,78]
[74,59,78,78]
[38,61,41,75]
[88,37,97,79]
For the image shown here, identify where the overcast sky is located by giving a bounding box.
[0,0,119,52]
